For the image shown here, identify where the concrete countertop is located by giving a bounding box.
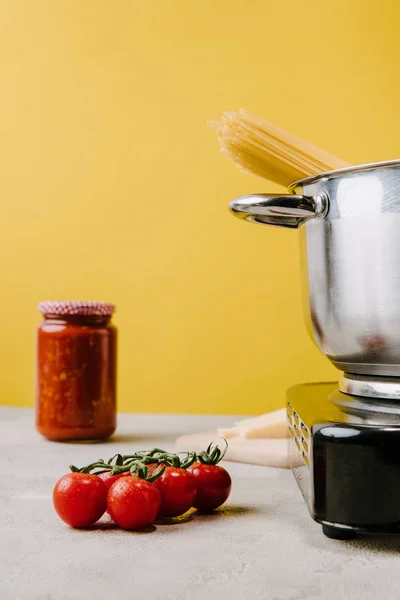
[1,406,400,600]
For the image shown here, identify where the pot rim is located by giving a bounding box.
[290,159,400,191]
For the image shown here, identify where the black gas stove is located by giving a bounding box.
[288,382,400,539]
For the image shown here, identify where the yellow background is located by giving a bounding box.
[1,1,399,414]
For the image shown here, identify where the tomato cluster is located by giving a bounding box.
[53,443,232,530]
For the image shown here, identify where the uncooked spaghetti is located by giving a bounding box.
[212,109,350,187]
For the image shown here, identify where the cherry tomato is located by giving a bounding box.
[98,469,130,490]
[187,462,232,511]
[151,466,196,517]
[107,476,161,530]
[53,473,108,528]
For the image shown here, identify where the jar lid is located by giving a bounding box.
[38,300,115,316]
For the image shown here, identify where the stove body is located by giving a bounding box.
[288,382,400,539]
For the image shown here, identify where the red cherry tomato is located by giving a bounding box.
[53,473,108,528]
[151,466,197,517]
[98,469,130,490]
[107,476,161,530]
[188,462,232,511]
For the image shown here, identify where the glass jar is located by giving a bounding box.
[36,301,117,442]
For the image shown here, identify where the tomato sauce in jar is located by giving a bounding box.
[36,301,117,441]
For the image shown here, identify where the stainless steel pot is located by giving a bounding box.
[229,160,400,400]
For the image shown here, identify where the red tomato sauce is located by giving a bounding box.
[36,303,117,441]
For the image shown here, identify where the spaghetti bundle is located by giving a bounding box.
[212,109,350,187]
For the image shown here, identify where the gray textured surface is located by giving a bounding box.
[2,407,400,600]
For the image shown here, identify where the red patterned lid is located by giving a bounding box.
[38,300,115,316]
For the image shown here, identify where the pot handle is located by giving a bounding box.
[228,193,329,229]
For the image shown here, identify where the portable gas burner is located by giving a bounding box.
[228,160,400,539]
[287,377,400,539]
